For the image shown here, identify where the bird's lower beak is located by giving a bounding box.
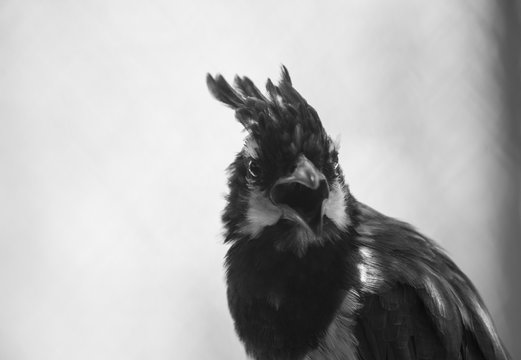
[270,155,329,234]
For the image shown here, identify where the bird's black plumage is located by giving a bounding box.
[207,67,510,360]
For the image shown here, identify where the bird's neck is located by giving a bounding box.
[225,225,359,359]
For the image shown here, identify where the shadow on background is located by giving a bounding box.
[497,0,521,355]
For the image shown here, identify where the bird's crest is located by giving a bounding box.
[206,66,325,137]
[206,66,330,168]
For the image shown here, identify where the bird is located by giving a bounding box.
[206,67,510,360]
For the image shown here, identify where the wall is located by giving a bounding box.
[1,1,519,359]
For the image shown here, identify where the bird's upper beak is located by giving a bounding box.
[270,155,330,234]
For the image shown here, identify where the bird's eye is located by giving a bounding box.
[248,160,261,178]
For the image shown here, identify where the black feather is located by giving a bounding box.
[206,73,244,109]
[225,225,359,360]
[353,203,510,360]
[234,75,267,101]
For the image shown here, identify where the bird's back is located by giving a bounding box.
[328,202,511,360]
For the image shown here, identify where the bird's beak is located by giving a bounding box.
[270,155,329,235]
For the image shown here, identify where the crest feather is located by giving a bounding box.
[206,74,244,109]
[207,66,324,140]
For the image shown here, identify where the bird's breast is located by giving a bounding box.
[225,233,359,359]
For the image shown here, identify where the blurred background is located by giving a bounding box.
[0,0,519,359]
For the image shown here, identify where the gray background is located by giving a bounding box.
[1,0,519,359]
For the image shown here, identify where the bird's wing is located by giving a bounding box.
[354,283,484,360]
[351,203,510,360]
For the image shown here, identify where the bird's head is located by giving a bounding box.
[207,67,352,254]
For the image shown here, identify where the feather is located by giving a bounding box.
[234,75,267,101]
[206,73,244,109]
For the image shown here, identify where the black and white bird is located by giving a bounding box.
[206,67,510,360]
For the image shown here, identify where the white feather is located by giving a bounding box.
[304,289,360,360]
[323,180,350,230]
[240,188,282,238]
[243,136,259,159]
[358,246,383,292]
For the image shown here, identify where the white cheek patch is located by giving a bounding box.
[243,136,259,159]
[240,188,282,238]
[323,180,350,230]
[239,180,350,240]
